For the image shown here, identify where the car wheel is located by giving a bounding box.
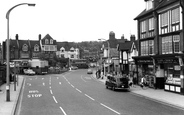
[106,86,108,89]
[112,86,115,91]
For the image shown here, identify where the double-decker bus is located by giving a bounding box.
[70,59,89,69]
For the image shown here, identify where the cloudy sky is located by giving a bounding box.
[0,0,145,42]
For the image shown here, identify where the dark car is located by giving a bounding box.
[105,75,129,91]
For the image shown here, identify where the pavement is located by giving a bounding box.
[0,75,24,115]
[0,72,184,115]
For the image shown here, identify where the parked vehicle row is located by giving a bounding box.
[23,69,36,75]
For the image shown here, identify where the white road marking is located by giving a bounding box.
[50,86,51,89]
[43,83,45,86]
[59,106,67,115]
[57,77,59,79]
[75,88,82,93]
[68,82,71,85]
[17,78,26,115]
[71,84,75,88]
[49,82,51,85]
[29,78,32,80]
[85,94,95,101]
[100,103,121,115]
[81,75,87,82]
[42,78,44,80]
[50,90,53,94]
[52,96,58,103]
[59,82,61,85]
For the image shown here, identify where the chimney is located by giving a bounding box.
[130,35,136,41]
[39,34,41,41]
[121,34,124,40]
[109,31,115,40]
[15,34,18,40]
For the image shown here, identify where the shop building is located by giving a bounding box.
[133,0,184,95]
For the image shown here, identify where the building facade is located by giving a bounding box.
[134,0,184,95]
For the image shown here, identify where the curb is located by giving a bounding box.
[130,91,184,111]
[11,76,25,115]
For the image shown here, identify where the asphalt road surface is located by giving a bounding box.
[15,69,184,115]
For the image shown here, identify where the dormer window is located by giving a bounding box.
[34,44,39,51]
[50,39,53,44]
[22,44,28,51]
[60,47,65,52]
[45,39,49,44]
[145,0,153,11]
[70,47,74,52]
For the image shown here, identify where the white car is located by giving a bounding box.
[24,69,36,75]
[87,69,93,74]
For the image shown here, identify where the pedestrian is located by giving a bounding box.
[153,76,157,89]
[140,76,145,89]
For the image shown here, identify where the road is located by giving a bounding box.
[15,69,184,115]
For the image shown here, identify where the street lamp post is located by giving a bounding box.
[98,38,110,77]
[6,3,35,101]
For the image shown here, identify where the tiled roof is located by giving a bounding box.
[29,40,41,50]
[18,40,30,50]
[10,39,19,49]
[41,34,57,45]
[134,9,154,20]
[155,0,178,10]
[57,42,75,51]
[118,41,133,51]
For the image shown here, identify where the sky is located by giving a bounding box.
[0,0,145,42]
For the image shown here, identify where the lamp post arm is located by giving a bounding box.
[6,3,35,19]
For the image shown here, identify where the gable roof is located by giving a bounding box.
[130,40,138,52]
[41,34,57,45]
[29,40,41,50]
[17,40,30,50]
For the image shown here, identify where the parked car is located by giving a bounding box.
[24,69,36,75]
[105,75,129,91]
[87,69,93,74]
[70,66,78,70]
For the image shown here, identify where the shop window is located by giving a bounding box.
[166,65,181,85]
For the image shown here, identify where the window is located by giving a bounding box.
[45,39,49,44]
[149,40,154,55]
[22,44,28,51]
[71,55,74,58]
[34,44,39,51]
[50,39,53,44]
[162,36,172,54]
[44,46,49,51]
[173,35,180,53]
[140,20,146,39]
[160,11,168,34]
[162,35,180,54]
[141,40,154,56]
[171,7,180,32]
[148,18,154,37]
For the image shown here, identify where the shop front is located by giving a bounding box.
[155,57,181,93]
[133,56,155,88]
